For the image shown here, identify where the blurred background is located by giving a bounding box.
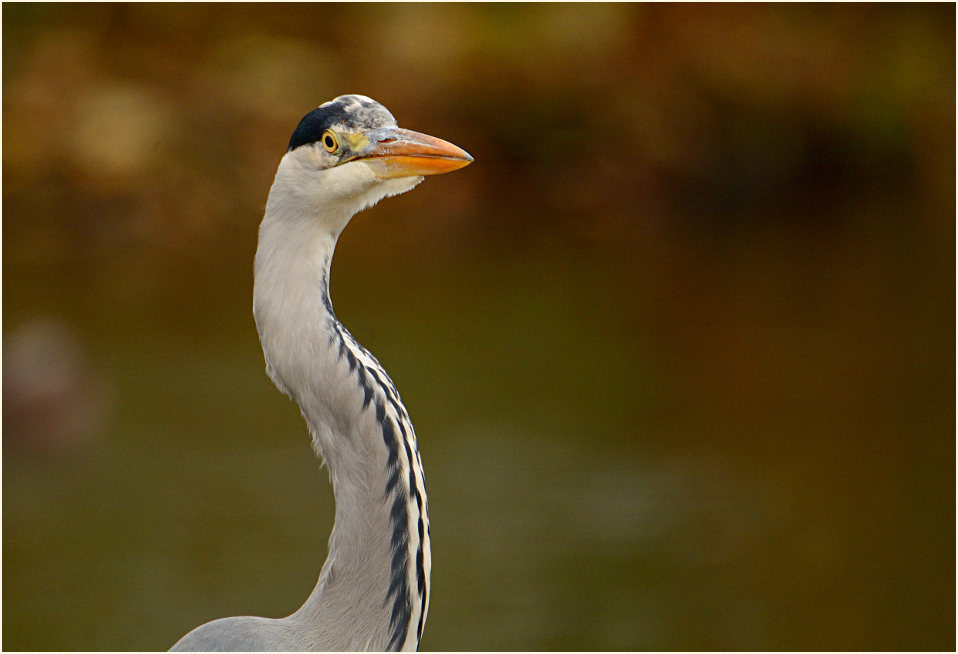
[3,3,954,651]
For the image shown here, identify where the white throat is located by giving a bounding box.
[262,151,423,241]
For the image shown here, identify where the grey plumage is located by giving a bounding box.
[170,96,471,652]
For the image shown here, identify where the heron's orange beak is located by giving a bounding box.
[357,127,473,179]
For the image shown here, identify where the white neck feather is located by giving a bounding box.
[248,153,429,651]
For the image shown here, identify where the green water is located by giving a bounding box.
[4,239,953,650]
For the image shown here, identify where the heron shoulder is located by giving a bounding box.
[170,615,291,652]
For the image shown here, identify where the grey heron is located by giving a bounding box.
[171,95,472,652]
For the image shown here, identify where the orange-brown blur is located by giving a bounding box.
[3,4,954,651]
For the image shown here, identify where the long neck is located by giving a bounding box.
[253,198,430,651]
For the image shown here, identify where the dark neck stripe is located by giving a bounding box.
[321,261,426,650]
[324,298,425,650]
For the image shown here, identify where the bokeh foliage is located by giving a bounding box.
[3,3,954,651]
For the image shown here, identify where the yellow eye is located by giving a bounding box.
[321,130,338,153]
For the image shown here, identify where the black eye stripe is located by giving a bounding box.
[287,95,397,152]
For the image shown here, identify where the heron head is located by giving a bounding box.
[278,95,472,218]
